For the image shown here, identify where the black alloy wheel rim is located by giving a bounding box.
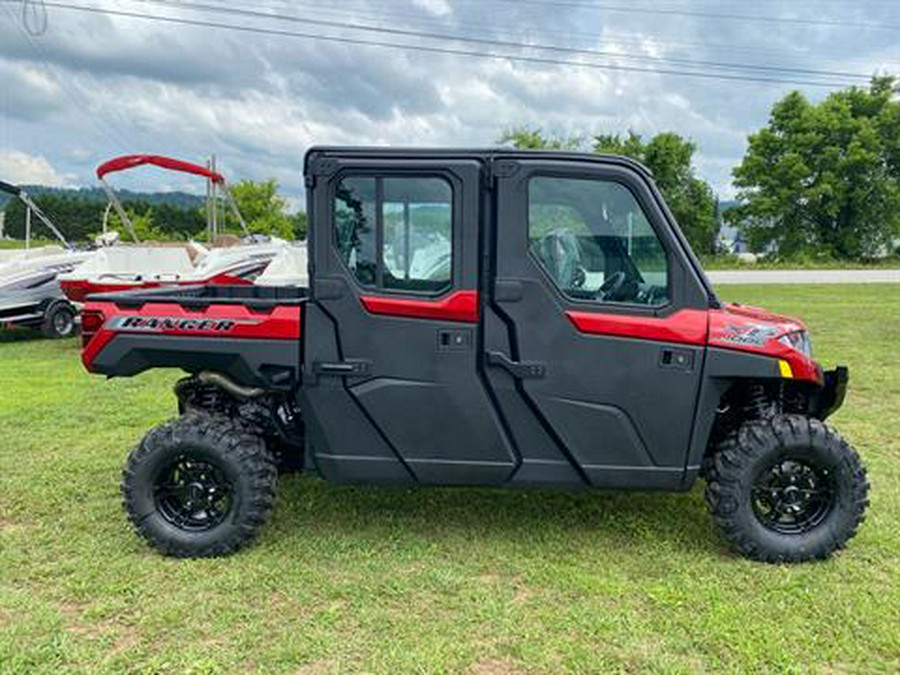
[154,455,233,531]
[751,458,836,534]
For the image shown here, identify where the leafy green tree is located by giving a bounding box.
[3,194,100,243]
[2,193,205,242]
[593,132,719,255]
[105,207,170,242]
[498,127,720,253]
[728,76,900,259]
[498,126,584,150]
[228,179,295,240]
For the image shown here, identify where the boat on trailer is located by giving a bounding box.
[254,241,308,287]
[0,180,93,337]
[58,155,288,302]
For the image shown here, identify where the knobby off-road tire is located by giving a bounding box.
[121,413,277,558]
[705,414,869,563]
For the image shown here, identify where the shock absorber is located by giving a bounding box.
[744,383,776,420]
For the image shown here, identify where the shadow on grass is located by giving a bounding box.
[265,473,723,558]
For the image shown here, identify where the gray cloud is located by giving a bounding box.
[0,0,897,201]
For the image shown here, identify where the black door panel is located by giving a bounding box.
[298,304,412,484]
[490,159,709,488]
[532,395,652,468]
[351,373,517,484]
[303,157,517,485]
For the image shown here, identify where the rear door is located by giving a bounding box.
[302,152,516,485]
[486,157,711,489]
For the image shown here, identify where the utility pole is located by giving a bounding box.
[210,155,218,240]
[206,157,213,240]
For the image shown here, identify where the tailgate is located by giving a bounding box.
[81,286,304,390]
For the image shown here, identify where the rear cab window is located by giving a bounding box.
[334,176,453,294]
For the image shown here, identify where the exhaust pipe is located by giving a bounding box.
[174,372,268,402]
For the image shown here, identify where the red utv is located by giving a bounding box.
[80,148,868,562]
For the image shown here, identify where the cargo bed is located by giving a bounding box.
[81,285,304,389]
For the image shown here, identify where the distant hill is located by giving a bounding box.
[0,185,205,210]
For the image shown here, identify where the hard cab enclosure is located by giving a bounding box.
[86,148,844,488]
[81,148,863,561]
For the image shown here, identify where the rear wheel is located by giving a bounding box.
[41,302,76,339]
[121,413,277,558]
[705,414,868,563]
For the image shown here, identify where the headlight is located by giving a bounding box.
[779,330,812,357]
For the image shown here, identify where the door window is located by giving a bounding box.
[528,176,669,306]
[334,176,453,293]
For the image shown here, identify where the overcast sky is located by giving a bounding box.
[1,0,897,205]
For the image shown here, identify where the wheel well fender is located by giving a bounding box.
[684,347,805,483]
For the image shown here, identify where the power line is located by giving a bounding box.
[442,0,900,31]
[0,1,132,149]
[21,0,48,35]
[136,0,873,82]
[7,0,865,88]
[192,0,900,70]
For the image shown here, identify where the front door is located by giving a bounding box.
[486,157,710,489]
[302,153,516,485]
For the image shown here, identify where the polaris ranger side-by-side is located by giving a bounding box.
[80,149,868,562]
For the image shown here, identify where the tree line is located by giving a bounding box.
[2,179,308,243]
[500,76,900,261]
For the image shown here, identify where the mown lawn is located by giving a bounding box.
[1,284,897,674]
[698,254,900,270]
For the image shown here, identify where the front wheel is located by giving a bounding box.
[121,413,277,558]
[705,415,869,563]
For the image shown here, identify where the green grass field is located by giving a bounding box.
[697,255,900,270]
[1,285,898,674]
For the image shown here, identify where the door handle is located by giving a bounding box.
[658,348,694,371]
[485,351,546,379]
[314,359,372,377]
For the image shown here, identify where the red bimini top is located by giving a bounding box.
[96,155,225,184]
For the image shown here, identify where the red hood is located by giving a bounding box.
[708,303,821,384]
[717,302,806,332]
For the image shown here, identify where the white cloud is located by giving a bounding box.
[412,0,453,17]
[0,0,896,199]
[0,150,70,187]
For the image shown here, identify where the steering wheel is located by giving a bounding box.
[598,270,626,301]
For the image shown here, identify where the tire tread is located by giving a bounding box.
[704,414,868,563]
[121,412,277,558]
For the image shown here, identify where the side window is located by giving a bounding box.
[335,177,377,286]
[528,176,669,306]
[334,176,453,293]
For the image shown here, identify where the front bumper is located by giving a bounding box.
[810,366,848,420]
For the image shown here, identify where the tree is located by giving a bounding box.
[728,76,900,259]
[497,126,584,150]
[227,179,296,240]
[105,207,169,242]
[2,193,205,243]
[594,132,719,254]
[498,127,720,254]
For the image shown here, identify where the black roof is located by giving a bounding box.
[304,146,653,179]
